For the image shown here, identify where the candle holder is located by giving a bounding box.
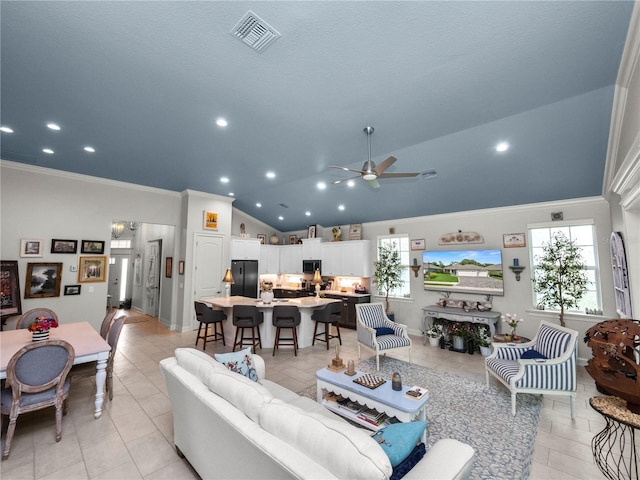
[509,265,526,281]
[410,265,421,277]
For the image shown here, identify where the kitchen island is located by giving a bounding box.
[200,295,340,349]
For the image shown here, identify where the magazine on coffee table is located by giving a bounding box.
[404,386,428,400]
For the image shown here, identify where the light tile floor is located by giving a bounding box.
[1,311,607,479]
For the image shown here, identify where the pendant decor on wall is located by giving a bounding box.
[438,231,484,245]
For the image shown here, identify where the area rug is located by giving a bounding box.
[299,356,541,480]
[124,316,148,324]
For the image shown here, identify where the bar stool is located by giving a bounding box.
[312,301,342,349]
[232,305,263,353]
[272,305,301,356]
[194,301,226,350]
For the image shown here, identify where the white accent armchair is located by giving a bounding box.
[485,320,578,418]
[356,303,412,371]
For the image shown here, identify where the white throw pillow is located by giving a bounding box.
[175,348,227,385]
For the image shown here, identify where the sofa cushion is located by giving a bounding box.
[207,368,273,422]
[214,347,258,381]
[260,399,391,480]
[175,348,227,385]
[372,421,427,467]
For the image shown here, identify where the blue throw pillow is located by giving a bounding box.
[372,421,427,467]
[521,349,547,360]
[391,443,426,480]
[375,327,395,336]
[214,347,258,382]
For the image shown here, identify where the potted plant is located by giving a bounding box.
[532,231,588,327]
[475,325,492,356]
[426,324,443,347]
[373,242,405,317]
[28,316,58,341]
[447,322,466,351]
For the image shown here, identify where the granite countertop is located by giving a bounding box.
[200,295,340,309]
[322,290,371,298]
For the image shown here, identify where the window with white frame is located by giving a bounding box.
[376,234,411,299]
[528,222,601,312]
[110,239,131,249]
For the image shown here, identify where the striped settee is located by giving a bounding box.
[485,320,578,418]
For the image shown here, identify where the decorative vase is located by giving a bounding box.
[439,336,446,349]
[392,372,402,391]
[260,291,274,304]
[32,330,50,342]
[428,336,440,347]
[480,345,492,356]
[467,339,475,355]
[452,335,465,350]
[269,234,279,245]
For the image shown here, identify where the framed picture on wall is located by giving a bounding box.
[0,260,22,316]
[308,225,317,238]
[81,240,105,254]
[20,238,44,257]
[503,233,526,248]
[64,285,81,296]
[24,262,63,298]
[165,257,173,278]
[257,234,266,245]
[78,256,107,283]
[204,211,218,230]
[51,239,78,254]
[178,260,185,275]
[410,239,426,251]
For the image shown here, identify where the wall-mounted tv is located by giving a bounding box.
[422,249,504,296]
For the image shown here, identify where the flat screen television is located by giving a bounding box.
[422,249,504,296]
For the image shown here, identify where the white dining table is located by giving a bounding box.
[0,322,111,418]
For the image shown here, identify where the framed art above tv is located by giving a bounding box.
[422,249,504,296]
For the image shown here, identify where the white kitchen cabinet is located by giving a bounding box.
[321,243,342,276]
[302,238,324,260]
[279,244,303,274]
[230,238,261,260]
[321,240,371,277]
[259,245,280,274]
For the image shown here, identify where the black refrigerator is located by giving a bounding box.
[230,260,259,298]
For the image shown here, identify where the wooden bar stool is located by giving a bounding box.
[272,305,301,356]
[194,301,226,350]
[232,305,263,353]
[312,301,342,349]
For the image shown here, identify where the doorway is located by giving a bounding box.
[144,239,162,317]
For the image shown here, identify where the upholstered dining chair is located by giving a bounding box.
[232,305,263,353]
[355,303,412,371]
[99,308,119,339]
[485,320,578,418]
[68,316,125,401]
[15,307,58,330]
[194,301,226,349]
[1,339,75,460]
[311,301,342,350]
[272,305,301,356]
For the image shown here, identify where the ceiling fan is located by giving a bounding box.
[330,126,420,188]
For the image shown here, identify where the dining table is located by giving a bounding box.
[0,322,111,418]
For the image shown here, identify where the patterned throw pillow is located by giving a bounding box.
[521,349,548,360]
[375,327,395,336]
[371,421,427,467]
[214,347,258,382]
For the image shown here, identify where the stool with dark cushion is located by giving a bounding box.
[272,305,301,356]
[194,301,226,350]
[232,305,263,353]
[311,301,342,350]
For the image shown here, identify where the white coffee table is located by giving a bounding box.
[316,368,429,443]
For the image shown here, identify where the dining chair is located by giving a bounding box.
[99,308,119,339]
[15,308,59,330]
[68,316,125,401]
[0,339,75,460]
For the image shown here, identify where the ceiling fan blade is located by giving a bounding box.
[378,172,420,178]
[374,156,397,175]
[367,178,380,188]
[329,165,366,175]
[332,175,361,185]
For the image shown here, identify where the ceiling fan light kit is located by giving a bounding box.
[330,126,420,188]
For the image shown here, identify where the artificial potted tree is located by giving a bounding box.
[532,231,588,327]
[373,242,405,319]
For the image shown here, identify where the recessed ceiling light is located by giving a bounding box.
[278,216,284,221]
[0,126,14,133]
[338,205,345,211]
[256,202,262,208]
[496,142,509,152]
[229,192,234,196]
[266,171,276,179]
[316,182,327,190]
[220,176,229,183]
[84,146,95,153]
[347,180,355,187]
[46,123,61,131]
[305,211,311,216]
[216,118,228,127]
[42,148,54,154]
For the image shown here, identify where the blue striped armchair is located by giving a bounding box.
[356,303,412,371]
[485,320,578,418]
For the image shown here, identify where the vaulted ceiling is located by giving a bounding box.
[0,1,634,230]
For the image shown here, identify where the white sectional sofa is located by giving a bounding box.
[160,348,475,480]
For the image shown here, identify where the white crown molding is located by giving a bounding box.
[181,188,235,204]
[1,159,182,198]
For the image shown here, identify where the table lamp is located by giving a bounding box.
[311,269,322,297]
[222,268,235,297]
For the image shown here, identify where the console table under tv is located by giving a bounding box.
[421,305,502,345]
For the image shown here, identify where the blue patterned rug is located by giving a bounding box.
[300,356,541,480]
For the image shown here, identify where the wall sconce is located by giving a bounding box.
[509,264,526,281]
[222,268,235,297]
[410,258,421,277]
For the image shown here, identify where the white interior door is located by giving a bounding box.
[145,240,162,316]
[194,234,224,322]
[107,254,125,307]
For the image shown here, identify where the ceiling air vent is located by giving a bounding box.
[230,10,281,53]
